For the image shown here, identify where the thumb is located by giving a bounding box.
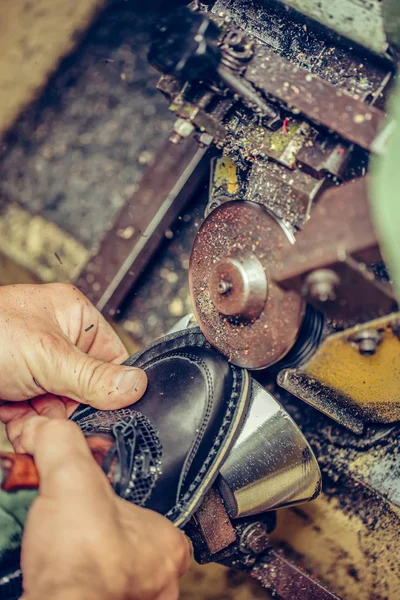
[37,338,147,410]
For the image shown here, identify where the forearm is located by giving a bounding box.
[21,556,122,600]
[23,581,116,600]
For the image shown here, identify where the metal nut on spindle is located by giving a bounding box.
[240,523,270,555]
[209,251,268,321]
[170,118,195,144]
[217,279,233,295]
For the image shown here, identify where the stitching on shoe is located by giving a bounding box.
[71,328,248,526]
[165,364,243,523]
[170,352,214,500]
[73,362,244,524]
[128,329,213,369]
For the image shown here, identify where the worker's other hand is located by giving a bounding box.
[20,417,190,600]
[0,283,147,451]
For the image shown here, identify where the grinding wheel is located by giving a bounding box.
[189,201,304,369]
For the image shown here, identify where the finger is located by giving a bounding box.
[19,416,112,500]
[180,535,193,576]
[0,401,37,448]
[30,395,68,419]
[60,349,147,409]
[138,508,191,577]
[60,396,80,418]
[0,396,68,450]
[157,582,180,600]
[119,502,192,578]
[0,401,33,425]
[33,335,147,410]
[51,284,129,364]
[81,317,129,365]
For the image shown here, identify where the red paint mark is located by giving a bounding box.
[283,117,290,135]
[338,147,345,154]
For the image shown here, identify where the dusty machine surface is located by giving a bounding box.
[1,0,400,598]
[75,1,400,598]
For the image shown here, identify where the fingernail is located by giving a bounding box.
[116,368,144,394]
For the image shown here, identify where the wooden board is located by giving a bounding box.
[0,0,105,139]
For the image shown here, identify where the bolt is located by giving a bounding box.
[304,269,340,303]
[199,132,214,146]
[169,132,183,145]
[173,118,195,139]
[217,279,232,295]
[240,523,270,555]
[240,554,256,567]
[349,329,382,356]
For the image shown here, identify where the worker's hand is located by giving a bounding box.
[19,416,190,600]
[0,283,147,451]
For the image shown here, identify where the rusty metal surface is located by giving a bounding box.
[278,312,400,432]
[196,488,236,555]
[251,550,342,600]
[245,47,387,152]
[3,1,400,598]
[278,369,366,434]
[245,160,323,229]
[189,200,304,369]
[192,492,340,599]
[274,177,378,275]
[152,3,379,249]
[212,0,392,102]
[222,111,349,230]
[120,191,209,346]
[76,138,209,316]
[273,177,397,325]
[224,116,351,178]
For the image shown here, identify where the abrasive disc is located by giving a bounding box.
[189,201,304,369]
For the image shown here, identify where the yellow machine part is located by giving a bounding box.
[291,313,400,423]
[210,156,240,198]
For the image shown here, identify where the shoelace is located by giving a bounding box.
[111,415,137,497]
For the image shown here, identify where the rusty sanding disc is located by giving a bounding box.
[189,201,304,369]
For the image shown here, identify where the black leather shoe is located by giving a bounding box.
[71,327,251,527]
[0,327,321,600]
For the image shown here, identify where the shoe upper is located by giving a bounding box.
[71,327,251,525]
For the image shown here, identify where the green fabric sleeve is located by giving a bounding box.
[0,489,37,562]
[370,82,400,300]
